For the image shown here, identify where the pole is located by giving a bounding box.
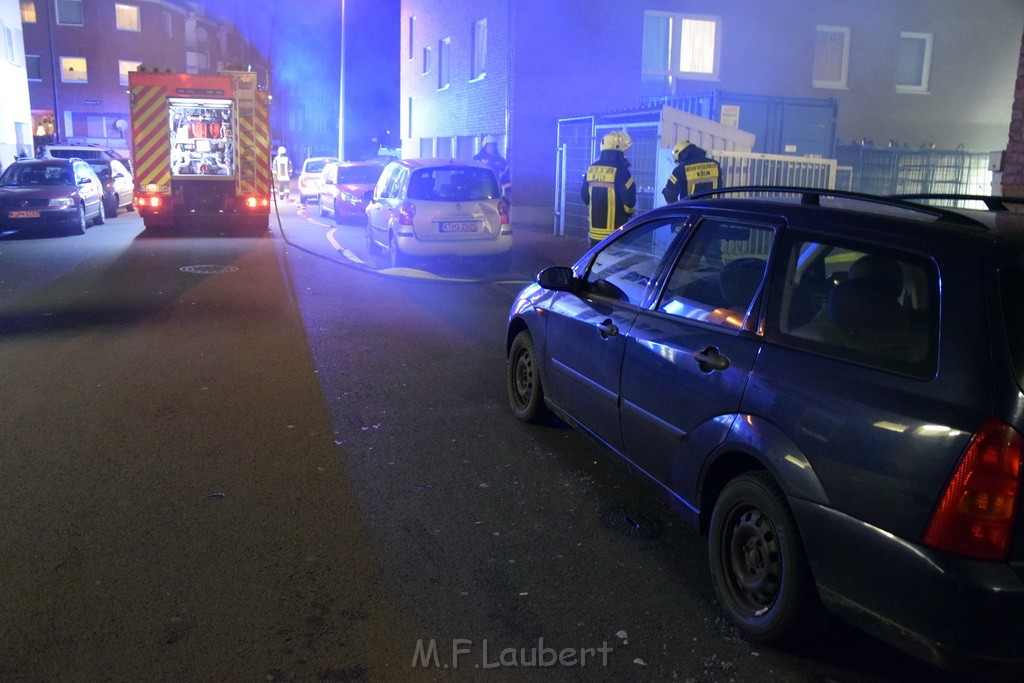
[338,0,346,160]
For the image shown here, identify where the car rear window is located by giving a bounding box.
[771,239,939,378]
[335,165,384,185]
[407,167,500,201]
[1000,263,1024,389]
[303,159,331,174]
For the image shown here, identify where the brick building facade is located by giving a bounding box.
[1005,29,1024,199]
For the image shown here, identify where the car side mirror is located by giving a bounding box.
[114,172,125,179]
[363,189,374,202]
[537,266,575,291]
[77,177,92,185]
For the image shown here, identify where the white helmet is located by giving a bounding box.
[482,134,498,147]
[277,146,286,155]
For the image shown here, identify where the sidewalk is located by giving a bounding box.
[510,222,591,273]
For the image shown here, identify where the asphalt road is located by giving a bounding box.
[0,205,948,682]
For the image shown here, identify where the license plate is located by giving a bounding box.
[440,221,479,233]
[9,210,40,218]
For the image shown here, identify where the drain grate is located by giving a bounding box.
[601,506,664,540]
[180,265,240,274]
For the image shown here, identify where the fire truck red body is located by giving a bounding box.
[128,69,271,233]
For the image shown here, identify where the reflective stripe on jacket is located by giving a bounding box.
[581,151,636,242]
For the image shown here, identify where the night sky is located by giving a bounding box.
[201,0,399,158]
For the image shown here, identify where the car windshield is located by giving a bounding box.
[335,165,383,184]
[0,164,74,186]
[88,163,112,180]
[407,167,500,201]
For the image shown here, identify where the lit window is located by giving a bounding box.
[438,37,450,89]
[115,4,140,31]
[641,11,720,85]
[471,18,486,80]
[55,0,83,26]
[60,56,88,83]
[422,45,431,74]
[119,60,141,86]
[26,54,41,81]
[20,0,36,23]
[813,26,849,89]
[896,32,932,93]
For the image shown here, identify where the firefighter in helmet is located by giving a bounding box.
[662,140,721,204]
[581,131,636,244]
[273,146,293,201]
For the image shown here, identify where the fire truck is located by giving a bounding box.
[128,68,271,233]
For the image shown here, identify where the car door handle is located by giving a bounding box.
[596,319,618,339]
[693,346,730,373]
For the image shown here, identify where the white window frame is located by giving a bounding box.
[162,11,172,38]
[119,59,141,86]
[115,3,140,31]
[438,37,450,90]
[55,0,83,26]
[422,45,431,74]
[896,31,932,94]
[641,11,720,83]
[59,56,88,83]
[471,18,486,81]
[26,53,41,81]
[407,15,415,60]
[813,25,849,89]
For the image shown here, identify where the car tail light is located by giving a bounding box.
[498,199,510,225]
[922,418,1023,561]
[398,201,416,226]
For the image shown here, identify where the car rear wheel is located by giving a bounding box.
[107,195,119,217]
[507,329,549,423]
[93,200,106,226]
[708,471,823,644]
[388,231,407,268]
[319,199,328,217]
[365,221,381,256]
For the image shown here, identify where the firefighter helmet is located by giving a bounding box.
[277,146,286,155]
[482,134,498,147]
[600,131,632,153]
[673,140,694,162]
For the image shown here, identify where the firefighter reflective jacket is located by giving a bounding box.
[581,150,637,242]
[663,146,721,204]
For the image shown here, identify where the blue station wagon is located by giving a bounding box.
[505,188,1024,674]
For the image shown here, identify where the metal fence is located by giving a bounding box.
[835,145,993,198]
[711,151,838,190]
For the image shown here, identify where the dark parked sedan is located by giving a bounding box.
[505,187,1024,675]
[0,159,106,235]
[317,161,383,223]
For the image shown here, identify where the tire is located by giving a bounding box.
[507,329,549,423]
[93,199,106,226]
[708,471,823,644]
[107,195,119,218]
[365,221,381,256]
[126,198,135,212]
[319,200,328,217]
[388,231,407,268]
[71,204,87,235]
[333,199,343,224]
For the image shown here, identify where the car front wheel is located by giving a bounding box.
[708,471,823,644]
[365,221,381,256]
[93,199,105,225]
[72,204,87,235]
[507,329,549,423]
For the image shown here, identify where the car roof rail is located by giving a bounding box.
[687,185,987,227]
[889,194,1024,212]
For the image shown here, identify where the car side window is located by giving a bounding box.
[771,239,938,377]
[583,219,686,306]
[376,165,398,199]
[656,219,774,329]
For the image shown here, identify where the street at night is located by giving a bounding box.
[0,206,947,681]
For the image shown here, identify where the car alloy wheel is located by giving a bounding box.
[507,329,549,423]
[365,220,381,256]
[93,199,105,225]
[73,204,87,235]
[388,231,407,268]
[708,471,822,644]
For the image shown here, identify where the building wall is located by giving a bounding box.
[1004,29,1024,199]
[400,0,509,160]
[404,0,1024,226]
[21,0,255,154]
[0,0,32,165]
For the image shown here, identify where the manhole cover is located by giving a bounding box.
[180,265,239,274]
[601,506,664,540]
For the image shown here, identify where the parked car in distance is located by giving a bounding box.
[86,158,135,217]
[505,187,1024,675]
[42,144,133,173]
[317,161,383,224]
[366,158,512,269]
[297,156,339,203]
[0,158,106,235]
